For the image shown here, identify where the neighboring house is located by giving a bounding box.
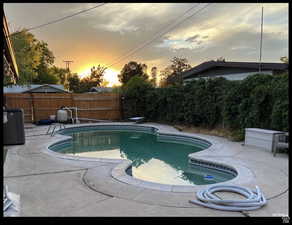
[4,84,70,93]
[3,12,19,84]
[182,61,288,83]
[89,87,113,93]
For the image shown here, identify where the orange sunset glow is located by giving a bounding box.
[77,66,120,87]
[4,3,288,89]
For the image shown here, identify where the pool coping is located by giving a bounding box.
[42,122,256,193]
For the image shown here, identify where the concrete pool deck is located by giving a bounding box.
[3,122,289,217]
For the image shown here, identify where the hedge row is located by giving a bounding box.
[122,73,289,134]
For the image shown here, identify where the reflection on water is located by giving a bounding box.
[66,149,123,159]
[53,130,235,185]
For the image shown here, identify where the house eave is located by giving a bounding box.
[3,13,19,80]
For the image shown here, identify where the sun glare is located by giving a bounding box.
[78,66,120,87]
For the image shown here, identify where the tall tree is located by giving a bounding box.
[33,41,57,84]
[150,67,157,87]
[10,29,42,84]
[11,29,60,85]
[160,57,191,87]
[118,61,149,85]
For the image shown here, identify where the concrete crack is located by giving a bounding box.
[267,188,289,201]
[4,168,88,178]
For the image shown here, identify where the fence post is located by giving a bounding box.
[120,94,124,120]
[30,93,36,123]
[70,93,74,107]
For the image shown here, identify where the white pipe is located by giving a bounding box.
[189,185,267,211]
[78,118,112,122]
[63,107,74,124]
[64,107,79,124]
[73,107,79,123]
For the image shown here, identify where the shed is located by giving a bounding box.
[89,87,113,93]
[4,84,69,93]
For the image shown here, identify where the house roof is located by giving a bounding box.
[89,87,113,92]
[4,84,69,93]
[182,61,288,79]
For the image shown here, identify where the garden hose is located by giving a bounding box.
[189,185,267,211]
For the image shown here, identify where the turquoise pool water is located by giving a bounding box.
[50,126,236,185]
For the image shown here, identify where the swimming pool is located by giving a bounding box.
[49,125,236,186]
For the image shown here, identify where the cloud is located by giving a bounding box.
[185,34,200,43]
[87,3,192,34]
[4,2,288,74]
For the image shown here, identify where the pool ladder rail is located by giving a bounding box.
[46,123,66,136]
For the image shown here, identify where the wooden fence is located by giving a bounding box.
[4,93,122,123]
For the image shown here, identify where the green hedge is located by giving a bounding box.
[122,73,289,134]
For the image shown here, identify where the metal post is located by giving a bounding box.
[259,6,264,73]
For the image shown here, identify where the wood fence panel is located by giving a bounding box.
[32,93,72,122]
[72,93,121,120]
[4,92,121,123]
[4,93,33,123]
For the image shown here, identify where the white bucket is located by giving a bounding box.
[49,115,56,120]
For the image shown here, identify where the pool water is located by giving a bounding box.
[50,129,235,185]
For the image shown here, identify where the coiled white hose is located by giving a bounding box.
[189,185,267,211]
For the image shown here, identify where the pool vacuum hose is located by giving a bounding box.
[189,185,267,211]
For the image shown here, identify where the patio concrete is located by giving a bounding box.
[3,123,289,217]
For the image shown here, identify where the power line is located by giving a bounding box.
[106,3,212,68]
[105,3,200,67]
[7,3,107,37]
[106,3,205,68]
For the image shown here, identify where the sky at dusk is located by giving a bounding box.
[4,3,289,86]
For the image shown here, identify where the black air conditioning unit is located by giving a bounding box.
[3,108,25,145]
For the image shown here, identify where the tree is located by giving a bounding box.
[100,79,109,87]
[49,66,68,85]
[37,41,55,66]
[160,57,191,87]
[79,76,93,93]
[122,75,154,117]
[159,66,173,87]
[89,65,107,87]
[11,29,60,85]
[118,61,149,85]
[150,67,158,87]
[33,66,59,84]
[10,29,42,84]
[67,73,81,93]
[33,41,57,84]
[67,65,107,93]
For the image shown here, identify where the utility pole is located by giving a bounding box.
[63,60,73,90]
[259,6,264,73]
[63,60,74,72]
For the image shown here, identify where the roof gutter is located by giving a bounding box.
[3,13,19,79]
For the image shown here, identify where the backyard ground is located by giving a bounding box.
[3,122,289,217]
